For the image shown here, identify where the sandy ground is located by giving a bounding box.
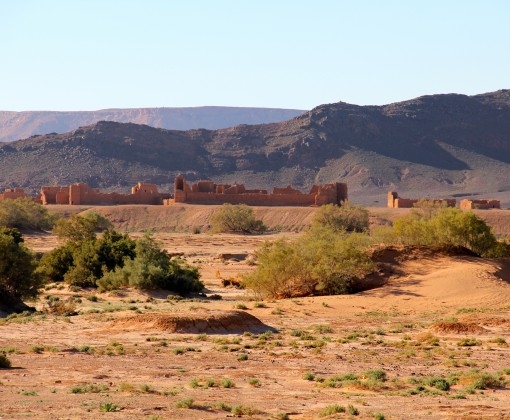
[2,232,510,419]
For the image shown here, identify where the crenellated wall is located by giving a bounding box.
[459,199,501,210]
[0,188,28,201]
[170,176,348,206]
[387,191,456,208]
[41,182,170,205]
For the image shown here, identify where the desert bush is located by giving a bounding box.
[221,377,235,388]
[175,397,194,408]
[53,213,112,243]
[303,372,315,381]
[98,402,119,412]
[412,199,449,219]
[312,202,369,233]
[97,233,203,295]
[210,203,266,234]
[38,228,136,288]
[0,228,43,310]
[390,207,500,257]
[462,370,504,390]
[247,377,260,386]
[319,404,345,416]
[427,377,450,391]
[363,369,387,382]
[37,245,74,283]
[0,197,58,230]
[44,297,78,316]
[230,405,258,416]
[457,337,481,347]
[347,404,359,416]
[243,228,373,298]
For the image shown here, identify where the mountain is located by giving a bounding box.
[0,107,305,142]
[1,90,509,207]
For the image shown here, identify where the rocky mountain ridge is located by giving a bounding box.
[0,106,305,142]
[1,90,509,206]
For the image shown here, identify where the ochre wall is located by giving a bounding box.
[460,199,501,210]
[172,176,348,207]
[387,191,456,208]
[41,182,167,205]
[0,188,28,201]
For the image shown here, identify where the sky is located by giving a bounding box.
[1,0,509,111]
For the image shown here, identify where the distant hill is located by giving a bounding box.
[1,90,510,207]
[0,107,305,142]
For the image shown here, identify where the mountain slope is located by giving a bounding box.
[0,107,305,142]
[1,90,509,206]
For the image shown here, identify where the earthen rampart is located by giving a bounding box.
[41,182,170,205]
[169,176,348,206]
[459,199,501,210]
[387,191,456,208]
[0,188,28,202]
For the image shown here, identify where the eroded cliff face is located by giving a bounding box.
[0,90,509,205]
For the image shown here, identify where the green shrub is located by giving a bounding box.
[303,372,315,381]
[0,197,58,230]
[469,372,504,390]
[97,233,203,295]
[390,207,499,257]
[175,397,194,408]
[364,369,387,382]
[0,229,43,310]
[243,228,373,298]
[53,213,111,243]
[427,377,450,391]
[37,245,74,283]
[247,377,260,387]
[221,377,235,388]
[98,402,119,412]
[319,404,345,417]
[230,405,257,416]
[312,202,369,233]
[210,203,266,234]
[215,402,232,411]
[457,338,481,347]
[347,404,359,415]
[38,228,136,288]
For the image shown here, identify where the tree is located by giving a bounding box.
[38,228,136,287]
[52,213,112,243]
[391,207,498,257]
[0,229,43,312]
[210,204,266,234]
[412,199,449,220]
[97,233,203,295]
[0,197,58,230]
[312,203,369,233]
[243,228,373,299]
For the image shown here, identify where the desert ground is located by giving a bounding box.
[2,205,510,419]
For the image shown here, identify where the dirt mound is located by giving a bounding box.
[431,321,486,334]
[109,310,275,334]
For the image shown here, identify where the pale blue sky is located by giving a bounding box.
[1,0,509,111]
